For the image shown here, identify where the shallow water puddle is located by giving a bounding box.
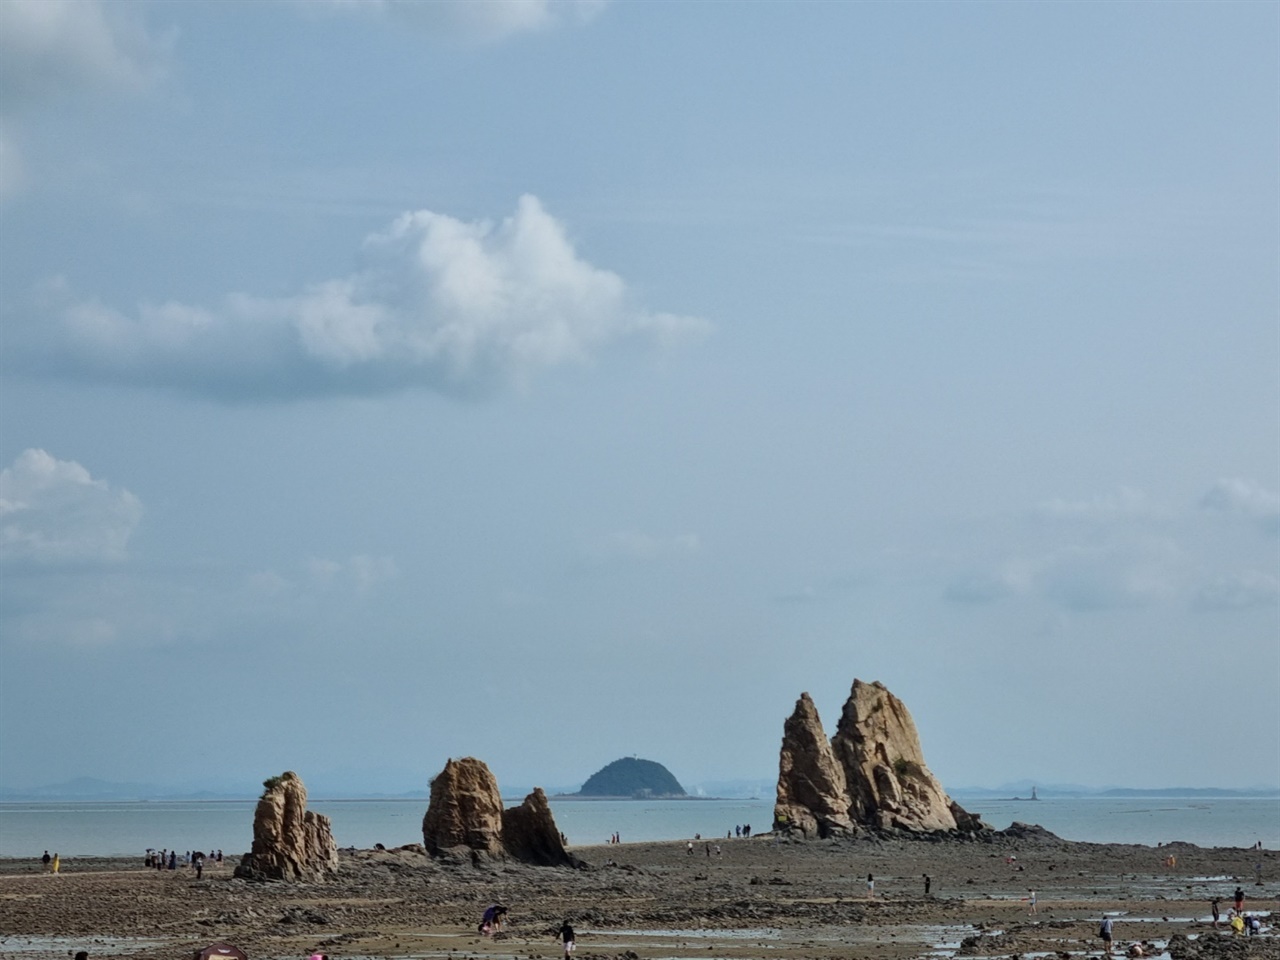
[0,936,168,957]
[598,928,782,940]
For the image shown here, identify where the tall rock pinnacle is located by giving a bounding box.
[774,679,986,837]
[774,693,855,838]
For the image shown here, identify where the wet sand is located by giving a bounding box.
[2,831,1277,960]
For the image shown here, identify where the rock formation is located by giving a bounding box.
[421,757,505,860]
[235,771,338,881]
[830,679,960,833]
[774,680,986,837]
[422,757,577,866]
[501,787,582,867]
[774,693,854,838]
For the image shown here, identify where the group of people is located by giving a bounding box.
[143,848,222,873]
[1210,888,1265,937]
[40,850,60,873]
[475,905,576,958]
[686,840,723,857]
[1095,887,1269,957]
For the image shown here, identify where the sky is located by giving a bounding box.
[0,0,1277,799]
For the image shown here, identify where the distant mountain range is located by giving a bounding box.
[2,775,1275,802]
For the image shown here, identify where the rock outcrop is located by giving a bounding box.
[235,771,338,881]
[830,679,959,833]
[774,693,855,838]
[422,757,577,866]
[501,787,582,867]
[422,757,505,860]
[774,680,987,837]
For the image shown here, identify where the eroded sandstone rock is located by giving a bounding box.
[773,693,854,838]
[830,679,959,833]
[501,787,582,867]
[422,757,505,860]
[422,758,575,866]
[775,679,988,837]
[235,771,338,881]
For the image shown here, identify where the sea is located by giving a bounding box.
[1,795,1277,859]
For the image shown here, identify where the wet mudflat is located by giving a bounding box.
[2,834,1276,960]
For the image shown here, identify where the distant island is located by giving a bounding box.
[575,758,686,798]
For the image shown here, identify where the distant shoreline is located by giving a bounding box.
[2,787,1276,803]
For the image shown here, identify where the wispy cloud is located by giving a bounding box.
[1036,487,1165,522]
[0,449,142,566]
[1193,570,1280,611]
[310,0,606,42]
[5,196,710,400]
[307,554,399,596]
[0,0,172,198]
[583,530,701,562]
[250,555,399,600]
[944,480,1280,613]
[946,539,1184,612]
[1200,478,1280,535]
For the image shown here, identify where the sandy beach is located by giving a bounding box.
[2,830,1277,960]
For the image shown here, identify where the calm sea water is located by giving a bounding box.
[1,796,1275,859]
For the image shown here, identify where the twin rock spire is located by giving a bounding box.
[774,680,986,837]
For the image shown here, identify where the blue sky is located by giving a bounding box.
[0,0,1276,798]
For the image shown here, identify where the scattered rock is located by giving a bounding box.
[1000,822,1065,843]
[1167,932,1274,960]
[279,906,331,925]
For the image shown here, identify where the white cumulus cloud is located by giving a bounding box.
[10,196,710,399]
[0,449,142,565]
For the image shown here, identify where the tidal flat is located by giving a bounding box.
[2,833,1277,960]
